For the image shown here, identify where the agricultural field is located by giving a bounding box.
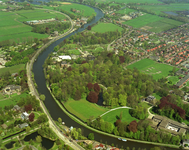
[64,99,108,122]
[122,13,182,33]
[127,58,178,80]
[43,2,96,17]
[92,23,123,33]
[0,8,68,42]
[101,108,138,125]
[96,0,162,3]
[137,3,189,15]
[0,64,25,75]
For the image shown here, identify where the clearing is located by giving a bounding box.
[101,108,138,125]
[64,99,108,122]
[92,23,123,33]
[127,59,178,80]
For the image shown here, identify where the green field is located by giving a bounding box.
[127,59,177,80]
[0,8,68,42]
[123,13,182,32]
[152,93,162,100]
[168,76,180,85]
[43,2,96,17]
[137,3,189,15]
[0,93,28,109]
[68,49,81,55]
[64,99,108,122]
[0,64,25,75]
[102,108,138,125]
[96,0,162,3]
[92,23,123,33]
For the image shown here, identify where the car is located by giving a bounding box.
[69,139,73,142]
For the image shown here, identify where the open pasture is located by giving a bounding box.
[44,2,96,17]
[127,59,177,80]
[92,23,123,33]
[102,108,138,125]
[95,0,162,3]
[64,99,108,122]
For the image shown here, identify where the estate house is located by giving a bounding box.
[151,115,189,135]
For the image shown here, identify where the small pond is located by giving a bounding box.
[24,132,54,149]
[5,141,15,149]
[164,11,178,16]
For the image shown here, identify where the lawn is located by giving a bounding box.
[0,64,25,75]
[92,23,123,33]
[0,93,28,108]
[101,108,138,125]
[67,49,81,55]
[64,99,108,122]
[152,93,162,100]
[168,76,180,85]
[127,58,178,80]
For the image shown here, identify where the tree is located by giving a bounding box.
[40,94,46,101]
[0,138,2,147]
[29,113,35,122]
[88,133,94,140]
[26,126,31,133]
[87,83,93,90]
[128,120,138,133]
[87,91,98,103]
[25,104,32,112]
[74,90,81,100]
[58,117,62,124]
[36,135,42,143]
[87,25,92,30]
[94,83,101,93]
[119,56,125,64]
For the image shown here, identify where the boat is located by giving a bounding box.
[122,139,127,142]
[118,138,122,140]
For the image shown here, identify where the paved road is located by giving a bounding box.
[26,10,84,150]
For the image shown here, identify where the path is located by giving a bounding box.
[147,106,154,119]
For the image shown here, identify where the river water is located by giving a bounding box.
[15,0,179,149]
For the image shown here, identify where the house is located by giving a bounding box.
[3,85,21,95]
[12,105,21,111]
[87,55,95,60]
[151,115,189,135]
[11,72,18,77]
[58,55,72,60]
[145,95,155,102]
[53,31,58,36]
[176,74,189,88]
[1,124,8,129]
[18,123,28,129]
[21,112,29,120]
[95,143,105,150]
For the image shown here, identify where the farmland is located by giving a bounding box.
[95,0,162,3]
[91,23,123,33]
[43,2,96,17]
[116,8,136,14]
[64,99,108,122]
[0,9,68,42]
[122,14,182,33]
[127,59,178,80]
[102,108,138,125]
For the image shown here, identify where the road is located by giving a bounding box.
[26,10,84,150]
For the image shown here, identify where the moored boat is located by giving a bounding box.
[122,139,127,142]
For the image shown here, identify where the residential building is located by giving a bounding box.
[12,105,21,111]
[183,139,189,147]
[3,85,21,95]
[176,74,189,88]
[21,112,29,120]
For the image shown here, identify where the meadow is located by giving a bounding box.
[92,23,123,33]
[127,59,177,80]
[64,99,108,122]
[0,8,68,42]
[137,3,189,15]
[123,14,182,32]
[43,2,96,17]
[0,64,25,75]
[101,108,138,125]
[116,8,136,14]
[95,0,162,3]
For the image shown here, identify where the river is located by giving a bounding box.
[17,1,179,149]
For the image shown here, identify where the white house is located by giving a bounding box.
[58,55,72,60]
[21,112,29,120]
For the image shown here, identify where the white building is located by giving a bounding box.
[21,112,29,120]
[58,55,72,60]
